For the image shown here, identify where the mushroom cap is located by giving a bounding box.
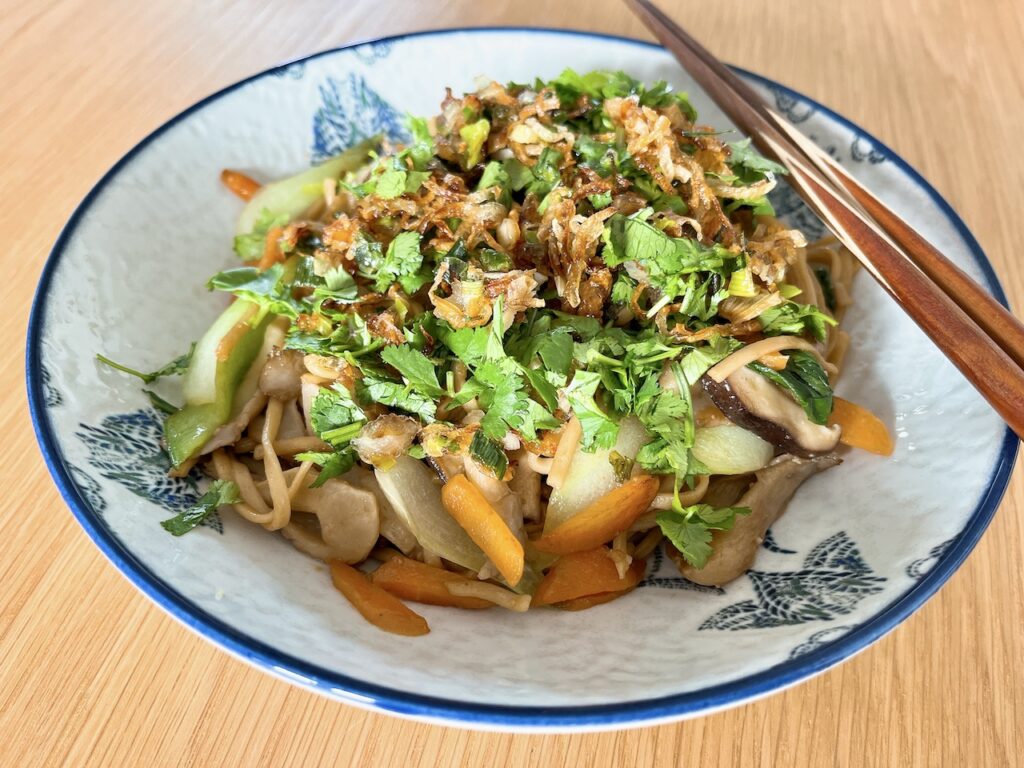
[702,366,840,457]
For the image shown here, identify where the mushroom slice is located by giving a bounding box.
[339,465,418,554]
[199,390,267,455]
[259,347,306,400]
[267,468,380,563]
[670,454,841,586]
[702,366,840,457]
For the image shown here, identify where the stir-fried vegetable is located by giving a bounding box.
[100,69,887,635]
[441,475,525,586]
[329,561,430,636]
[828,397,894,455]
[533,475,659,554]
[370,555,493,609]
[534,547,645,606]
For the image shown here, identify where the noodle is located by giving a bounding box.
[525,453,554,475]
[445,582,531,612]
[210,449,274,525]
[253,435,330,459]
[261,397,292,531]
[632,529,664,560]
[707,336,822,382]
[610,532,633,579]
[650,474,709,510]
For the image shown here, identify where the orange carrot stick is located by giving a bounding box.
[829,397,894,456]
[370,556,492,610]
[533,547,644,606]
[531,476,660,554]
[329,561,429,636]
[220,169,261,201]
[556,560,646,611]
[441,475,525,587]
[256,225,284,271]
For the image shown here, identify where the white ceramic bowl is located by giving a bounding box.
[27,28,1016,731]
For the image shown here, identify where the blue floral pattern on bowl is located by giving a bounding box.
[311,74,409,163]
[75,409,222,533]
[701,532,886,630]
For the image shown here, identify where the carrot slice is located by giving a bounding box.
[329,561,429,636]
[555,558,646,611]
[531,476,660,554]
[829,396,894,456]
[441,475,525,587]
[256,225,285,271]
[534,548,645,606]
[557,590,631,611]
[370,556,492,610]
[220,168,261,201]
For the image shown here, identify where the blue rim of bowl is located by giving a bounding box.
[25,27,1018,729]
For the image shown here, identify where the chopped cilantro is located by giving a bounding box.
[380,344,445,398]
[565,370,619,451]
[372,231,425,293]
[161,480,239,536]
[295,447,357,488]
[758,301,836,342]
[657,503,750,568]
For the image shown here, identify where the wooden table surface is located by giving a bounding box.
[3,0,1023,765]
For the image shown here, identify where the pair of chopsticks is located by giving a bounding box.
[625,0,1024,440]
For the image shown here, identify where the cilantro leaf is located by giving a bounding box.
[472,357,558,442]
[477,160,509,192]
[161,479,239,536]
[602,213,737,301]
[519,365,559,411]
[749,350,833,425]
[207,263,298,317]
[358,374,437,422]
[372,231,424,293]
[758,301,837,342]
[380,344,445,398]
[633,364,696,478]
[657,503,750,569]
[565,370,619,451]
[505,148,562,199]
[401,115,435,171]
[610,272,637,306]
[575,136,621,177]
[310,385,366,445]
[438,324,491,368]
[373,168,408,199]
[726,138,788,184]
[96,343,194,385]
[295,447,357,488]
[233,209,290,261]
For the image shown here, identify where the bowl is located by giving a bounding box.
[27,27,1016,731]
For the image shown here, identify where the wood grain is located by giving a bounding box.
[1,1,1022,765]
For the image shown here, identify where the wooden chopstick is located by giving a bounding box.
[626,0,1024,371]
[625,0,1024,439]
